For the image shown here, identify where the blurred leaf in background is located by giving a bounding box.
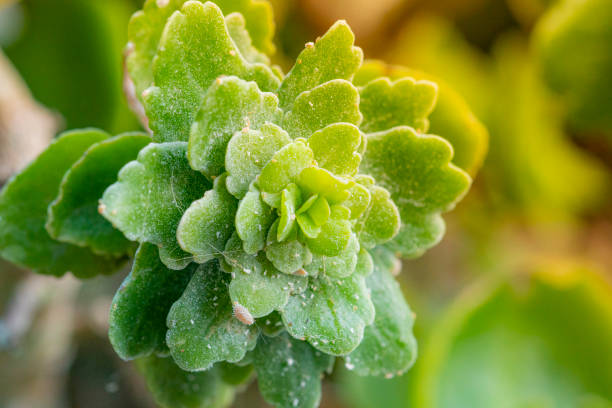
[2,0,140,134]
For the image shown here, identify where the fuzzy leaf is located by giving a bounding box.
[177,174,238,263]
[225,12,269,64]
[235,187,275,254]
[166,260,259,371]
[305,234,360,278]
[305,205,352,256]
[266,220,313,274]
[226,123,291,198]
[278,183,302,241]
[346,248,417,377]
[359,77,438,133]
[188,76,282,177]
[47,132,150,256]
[127,0,275,100]
[344,182,371,220]
[282,80,363,139]
[307,123,362,176]
[218,361,254,386]
[297,167,354,204]
[225,234,307,318]
[252,332,334,408]
[258,141,314,193]
[100,142,211,270]
[143,1,279,142]
[361,127,471,257]
[258,311,285,337]
[281,266,375,355]
[278,21,363,110]
[109,243,197,360]
[0,129,124,278]
[354,184,400,249]
[137,355,233,408]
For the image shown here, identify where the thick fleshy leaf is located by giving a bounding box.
[345,248,417,377]
[188,76,281,177]
[252,332,334,408]
[281,268,375,355]
[177,174,238,263]
[297,167,354,204]
[308,123,362,176]
[235,187,275,254]
[278,21,363,110]
[166,260,259,371]
[109,243,197,360]
[266,220,313,274]
[353,60,488,175]
[385,213,446,259]
[225,13,269,65]
[143,1,279,142]
[360,127,471,257]
[354,183,400,249]
[100,142,211,270]
[258,141,314,193]
[344,182,371,220]
[258,311,285,337]
[278,183,302,241]
[127,0,276,100]
[0,129,124,278]
[226,123,291,198]
[305,205,352,257]
[47,132,150,256]
[359,77,438,133]
[225,234,307,318]
[305,234,360,278]
[136,355,233,408]
[282,80,363,139]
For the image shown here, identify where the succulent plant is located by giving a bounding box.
[0,1,482,407]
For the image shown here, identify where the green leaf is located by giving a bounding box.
[136,355,234,408]
[225,234,307,318]
[225,12,269,64]
[47,132,150,256]
[188,76,282,177]
[354,61,489,175]
[258,141,314,193]
[226,123,291,199]
[257,311,285,337]
[177,174,238,263]
[166,260,259,371]
[278,21,363,110]
[282,80,363,139]
[359,77,438,133]
[346,248,417,377]
[344,182,371,220]
[100,142,211,270]
[297,167,354,204]
[0,129,124,278]
[305,205,353,257]
[354,184,401,249]
[360,127,471,257]
[143,1,280,142]
[266,220,313,274]
[305,234,360,278]
[109,243,197,360]
[308,123,362,176]
[278,183,302,241]
[235,187,276,254]
[252,332,334,408]
[281,268,375,355]
[127,0,275,99]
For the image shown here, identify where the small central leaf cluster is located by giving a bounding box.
[0,1,478,407]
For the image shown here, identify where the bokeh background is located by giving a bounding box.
[1,0,611,407]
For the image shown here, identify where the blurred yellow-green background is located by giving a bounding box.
[1,0,611,407]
